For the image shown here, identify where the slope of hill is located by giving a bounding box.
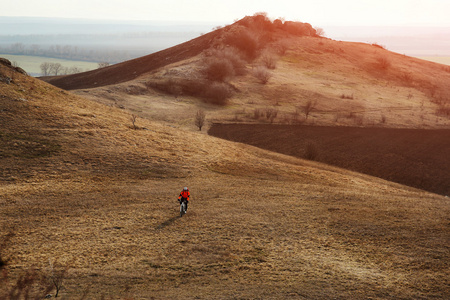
[42,15,450,130]
[40,15,450,197]
[2,51,450,300]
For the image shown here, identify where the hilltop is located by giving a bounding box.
[2,15,450,299]
[43,15,450,129]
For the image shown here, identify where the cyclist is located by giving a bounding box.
[178,187,190,213]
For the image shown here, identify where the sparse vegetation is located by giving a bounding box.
[260,51,278,69]
[203,47,247,75]
[437,105,450,117]
[202,57,235,82]
[264,108,278,123]
[203,81,233,105]
[224,28,260,61]
[253,108,263,119]
[253,66,272,84]
[400,72,414,86]
[375,55,391,70]
[340,93,354,99]
[304,140,319,160]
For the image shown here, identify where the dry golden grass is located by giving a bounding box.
[1,61,449,299]
[69,34,450,131]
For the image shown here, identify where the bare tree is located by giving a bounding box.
[49,63,63,76]
[98,62,110,69]
[131,114,138,130]
[46,260,69,298]
[314,27,325,37]
[68,66,82,74]
[40,62,51,76]
[195,110,206,131]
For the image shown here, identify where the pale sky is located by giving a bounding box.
[2,0,450,27]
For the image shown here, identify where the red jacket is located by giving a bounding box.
[178,190,190,201]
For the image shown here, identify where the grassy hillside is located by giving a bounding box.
[1,49,450,299]
[43,16,450,130]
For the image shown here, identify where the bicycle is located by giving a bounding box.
[179,199,187,217]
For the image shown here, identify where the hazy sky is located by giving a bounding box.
[2,0,450,27]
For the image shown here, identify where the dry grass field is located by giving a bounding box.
[2,16,450,299]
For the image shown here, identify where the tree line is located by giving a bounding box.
[0,43,131,63]
[40,62,109,76]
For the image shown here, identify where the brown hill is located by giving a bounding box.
[42,15,450,129]
[42,15,319,91]
[42,15,450,195]
[2,16,450,299]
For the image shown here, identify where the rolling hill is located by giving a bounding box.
[43,15,450,129]
[2,15,450,299]
[43,15,450,194]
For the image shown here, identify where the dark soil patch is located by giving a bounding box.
[209,124,450,196]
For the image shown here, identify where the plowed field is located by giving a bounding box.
[209,124,450,196]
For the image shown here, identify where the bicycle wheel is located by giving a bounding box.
[180,202,186,217]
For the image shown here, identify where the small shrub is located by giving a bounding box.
[283,21,316,36]
[340,93,354,100]
[203,82,232,105]
[304,141,319,160]
[400,72,414,86]
[376,56,391,70]
[260,51,278,69]
[274,39,290,56]
[224,28,259,61]
[202,57,235,82]
[253,108,263,119]
[146,78,204,98]
[436,105,450,117]
[314,27,325,37]
[372,43,386,49]
[265,108,278,123]
[204,47,247,75]
[253,66,272,84]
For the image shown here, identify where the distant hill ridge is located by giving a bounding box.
[42,15,319,90]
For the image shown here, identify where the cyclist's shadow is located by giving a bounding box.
[155,216,179,230]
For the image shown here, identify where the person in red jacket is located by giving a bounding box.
[178,187,190,212]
